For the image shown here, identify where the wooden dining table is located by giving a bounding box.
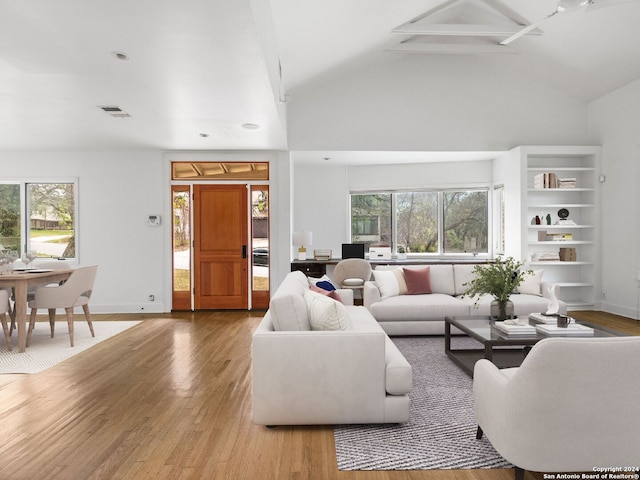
[0,269,74,352]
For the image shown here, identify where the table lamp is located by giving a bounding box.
[292,231,312,260]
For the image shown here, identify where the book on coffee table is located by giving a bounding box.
[493,321,537,336]
[535,323,594,336]
[528,313,559,324]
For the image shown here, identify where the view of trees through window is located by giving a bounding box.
[351,189,488,255]
[0,182,76,258]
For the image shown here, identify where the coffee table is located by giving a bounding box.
[445,315,623,376]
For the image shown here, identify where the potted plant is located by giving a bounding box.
[397,246,407,260]
[462,256,532,321]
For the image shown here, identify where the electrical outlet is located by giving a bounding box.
[148,294,155,302]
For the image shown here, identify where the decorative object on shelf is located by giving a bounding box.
[462,256,533,321]
[555,208,576,225]
[313,249,332,261]
[535,215,541,225]
[546,213,551,225]
[292,231,312,260]
[559,247,577,261]
[397,246,407,260]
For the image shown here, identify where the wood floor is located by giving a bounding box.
[0,310,637,480]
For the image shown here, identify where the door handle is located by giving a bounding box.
[242,245,247,259]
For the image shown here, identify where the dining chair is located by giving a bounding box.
[26,265,98,347]
[9,260,72,336]
[0,289,12,350]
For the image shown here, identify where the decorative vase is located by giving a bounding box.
[490,299,514,322]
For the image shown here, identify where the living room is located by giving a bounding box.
[0,0,639,478]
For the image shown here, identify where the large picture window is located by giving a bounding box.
[350,189,489,256]
[0,180,77,260]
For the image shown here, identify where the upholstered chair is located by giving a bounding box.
[27,265,98,347]
[473,336,640,480]
[333,258,372,301]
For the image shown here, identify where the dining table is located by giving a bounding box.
[0,268,74,352]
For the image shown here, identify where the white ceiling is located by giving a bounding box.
[1,0,639,155]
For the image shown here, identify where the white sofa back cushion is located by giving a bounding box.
[453,264,477,296]
[269,270,311,331]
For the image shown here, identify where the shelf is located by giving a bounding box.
[554,282,593,288]
[528,225,593,229]
[528,188,594,192]
[528,204,594,209]
[529,261,591,266]
[528,241,593,245]
[528,167,595,172]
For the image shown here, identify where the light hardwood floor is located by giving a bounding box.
[0,310,637,480]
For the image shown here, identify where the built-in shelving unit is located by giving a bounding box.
[520,146,601,310]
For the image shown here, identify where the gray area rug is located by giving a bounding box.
[334,335,513,470]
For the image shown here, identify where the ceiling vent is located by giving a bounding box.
[99,106,131,118]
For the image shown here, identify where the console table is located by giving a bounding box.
[291,258,489,277]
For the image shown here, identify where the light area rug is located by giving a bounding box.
[334,335,513,470]
[0,321,141,374]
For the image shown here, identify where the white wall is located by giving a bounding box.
[589,79,640,319]
[1,150,167,313]
[288,55,591,151]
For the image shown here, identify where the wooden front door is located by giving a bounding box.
[194,184,248,309]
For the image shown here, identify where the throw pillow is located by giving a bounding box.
[303,289,352,331]
[403,266,432,295]
[310,284,344,303]
[372,269,400,298]
[315,280,336,291]
[392,268,408,295]
[518,269,544,296]
[307,274,337,290]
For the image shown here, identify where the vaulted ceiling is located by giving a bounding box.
[0,0,639,152]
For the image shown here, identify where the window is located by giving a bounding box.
[0,181,77,260]
[350,189,489,256]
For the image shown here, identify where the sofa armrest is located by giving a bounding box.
[363,281,380,310]
[252,313,387,425]
[473,359,513,434]
[336,288,354,306]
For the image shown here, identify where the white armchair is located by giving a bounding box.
[473,336,640,479]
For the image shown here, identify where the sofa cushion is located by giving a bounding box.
[371,293,470,321]
[453,264,477,296]
[269,270,311,331]
[372,269,402,298]
[385,336,412,395]
[304,289,352,331]
[518,269,544,296]
[403,266,432,294]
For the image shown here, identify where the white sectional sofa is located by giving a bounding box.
[364,264,566,336]
[252,270,412,426]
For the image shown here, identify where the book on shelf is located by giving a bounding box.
[535,323,594,336]
[558,178,577,188]
[493,321,537,336]
[531,252,561,262]
[533,172,559,189]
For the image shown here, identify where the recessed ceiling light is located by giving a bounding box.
[323,157,331,161]
[241,123,260,130]
[199,133,209,137]
[111,51,129,61]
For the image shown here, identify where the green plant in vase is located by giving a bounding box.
[462,256,533,321]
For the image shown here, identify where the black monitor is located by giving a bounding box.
[342,243,365,259]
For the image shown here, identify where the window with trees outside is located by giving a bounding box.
[350,189,488,256]
[0,181,77,261]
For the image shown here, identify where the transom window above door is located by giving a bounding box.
[171,162,269,181]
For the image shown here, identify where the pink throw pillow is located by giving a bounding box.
[310,284,344,303]
[402,267,432,295]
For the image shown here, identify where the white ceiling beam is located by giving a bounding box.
[392,23,542,36]
[387,42,518,55]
